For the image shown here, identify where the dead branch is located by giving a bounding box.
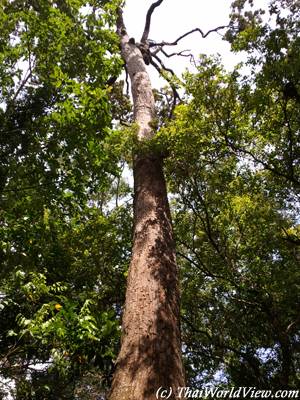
[116,7,127,37]
[161,48,192,58]
[150,57,180,118]
[125,65,130,96]
[150,24,229,47]
[141,0,164,43]
[160,48,196,67]
[152,53,176,77]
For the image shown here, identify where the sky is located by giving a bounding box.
[123,0,269,87]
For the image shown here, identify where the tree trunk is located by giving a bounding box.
[108,9,185,400]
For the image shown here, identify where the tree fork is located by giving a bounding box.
[108,6,185,400]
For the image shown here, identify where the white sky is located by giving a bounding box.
[123,0,269,87]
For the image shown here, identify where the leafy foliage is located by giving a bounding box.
[157,1,300,387]
[1,0,300,398]
[0,1,133,398]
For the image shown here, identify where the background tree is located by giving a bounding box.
[157,0,300,388]
[0,1,129,398]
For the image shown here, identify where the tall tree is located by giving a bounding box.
[109,3,185,399]
[2,0,299,397]
[109,2,229,396]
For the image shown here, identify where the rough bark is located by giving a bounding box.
[108,9,185,400]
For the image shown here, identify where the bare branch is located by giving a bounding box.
[125,65,130,96]
[152,53,176,77]
[161,48,192,58]
[150,24,229,47]
[160,48,196,67]
[10,69,32,104]
[150,56,181,118]
[141,0,164,43]
[116,7,127,37]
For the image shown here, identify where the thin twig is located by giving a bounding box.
[150,57,180,118]
[151,53,176,76]
[161,48,191,58]
[150,25,229,47]
[160,48,196,66]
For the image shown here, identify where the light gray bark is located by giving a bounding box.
[118,13,155,140]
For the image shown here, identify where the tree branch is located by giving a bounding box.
[150,56,181,118]
[125,65,130,96]
[11,69,32,104]
[116,7,127,37]
[141,0,164,43]
[151,53,176,77]
[161,48,191,58]
[160,48,196,67]
[224,135,300,187]
[150,25,229,47]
